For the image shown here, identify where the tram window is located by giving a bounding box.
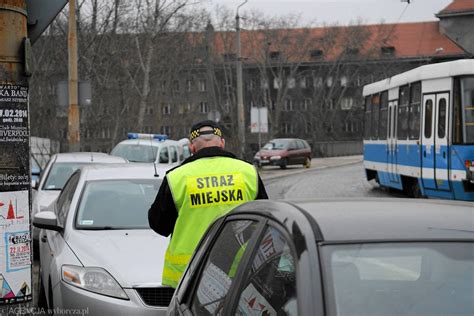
[438,98,447,138]
[424,99,433,138]
[372,94,380,139]
[453,78,463,143]
[409,83,421,140]
[397,85,410,139]
[364,96,371,139]
[461,77,474,143]
[379,91,388,140]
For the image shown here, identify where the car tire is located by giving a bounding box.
[280,158,288,169]
[303,157,311,168]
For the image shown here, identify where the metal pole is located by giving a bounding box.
[0,0,33,312]
[68,0,80,151]
[258,107,261,151]
[236,1,247,160]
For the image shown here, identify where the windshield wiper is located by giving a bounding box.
[80,226,117,230]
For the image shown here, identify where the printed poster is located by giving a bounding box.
[0,84,32,304]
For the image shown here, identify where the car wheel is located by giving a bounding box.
[37,272,47,309]
[303,157,311,168]
[279,158,288,169]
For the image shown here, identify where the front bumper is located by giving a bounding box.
[55,281,167,316]
[254,157,283,167]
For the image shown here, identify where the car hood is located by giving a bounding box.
[67,229,169,288]
[33,190,60,213]
[258,149,286,157]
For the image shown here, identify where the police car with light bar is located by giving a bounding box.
[110,133,191,165]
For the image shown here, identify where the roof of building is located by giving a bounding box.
[210,21,466,64]
[437,0,474,17]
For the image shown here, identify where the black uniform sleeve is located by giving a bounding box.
[148,177,178,237]
[256,174,269,199]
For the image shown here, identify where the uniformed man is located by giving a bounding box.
[148,120,268,288]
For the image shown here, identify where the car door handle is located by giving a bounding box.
[41,235,47,243]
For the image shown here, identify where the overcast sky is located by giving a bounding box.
[203,0,453,25]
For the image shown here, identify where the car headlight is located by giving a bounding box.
[270,156,281,160]
[254,153,260,158]
[62,265,129,300]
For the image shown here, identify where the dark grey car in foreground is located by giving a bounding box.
[168,198,474,316]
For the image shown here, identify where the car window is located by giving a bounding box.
[76,179,161,229]
[170,146,178,163]
[263,139,289,150]
[322,242,474,316]
[288,141,298,150]
[111,143,158,163]
[235,225,297,315]
[191,220,258,315]
[56,172,80,226]
[296,140,306,149]
[159,147,169,163]
[43,162,88,190]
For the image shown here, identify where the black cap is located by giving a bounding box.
[189,120,223,141]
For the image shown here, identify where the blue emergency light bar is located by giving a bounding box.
[127,133,168,141]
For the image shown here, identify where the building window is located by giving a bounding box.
[223,53,236,62]
[198,80,207,92]
[314,76,323,88]
[381,46,395,56]
[287,78,296,89]
[326,99,334,110]
[284,98,294,111]
[300,76,311,88]
[270,51,281,60]
[145,107,154,115]
[303,98,312,111]
[273,78,282,90]
[186,80,193,92]
[200,102,209,113]
[162,103,171,115]
[161,126,171,135]
[310,49,323,59]
[282,122,295,134]
[261,79,269,89]
[326,76,333,87]
[346,48,359,56]
[270,99,276,111]
[340,76,348,87]
[179,103,192,114]
[247,79,256,90]
[173,80,180,92]
[223,103,230,113]
[341,97,354,110]
[160,80,167,91]
[305,122,312,133]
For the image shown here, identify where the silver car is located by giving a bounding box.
[31,152,127,245]
[33,164,171,316]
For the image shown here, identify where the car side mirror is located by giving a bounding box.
[33,211,63,232]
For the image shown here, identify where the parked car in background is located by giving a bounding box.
[254,138,312,169]
[111,133,189,165]
[31,152,127,246]
[168,198,474,316]
[33,164,172,316]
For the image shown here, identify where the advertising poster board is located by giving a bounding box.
[0,84,32,304]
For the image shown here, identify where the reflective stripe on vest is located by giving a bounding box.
[162,156,258,288]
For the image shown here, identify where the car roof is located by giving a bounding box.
[114,139,180,147]
[52,152,127,163]
[231,198,474,242]
[79,163,169,181]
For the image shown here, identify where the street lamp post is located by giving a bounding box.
[68,0,80,152]
[236,0,248,160]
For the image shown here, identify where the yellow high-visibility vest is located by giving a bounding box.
[162,156,258,288]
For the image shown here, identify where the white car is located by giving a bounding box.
[31,153,127,245]
[111,133,190,164]
[33,164,171,316]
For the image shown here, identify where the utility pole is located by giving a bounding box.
[236,0,248,160]
[0,0,32,311]
[68,0,80,152]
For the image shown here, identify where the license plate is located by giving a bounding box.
[260,160,269,163]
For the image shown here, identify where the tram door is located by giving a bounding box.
[421,93,451,191]
[387,100,399,183]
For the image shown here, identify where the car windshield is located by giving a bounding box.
[43,163,88,190]
[262,139,289,150]
[111,144,159,162]
[321,242,473,316]
[76,179,161,230]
